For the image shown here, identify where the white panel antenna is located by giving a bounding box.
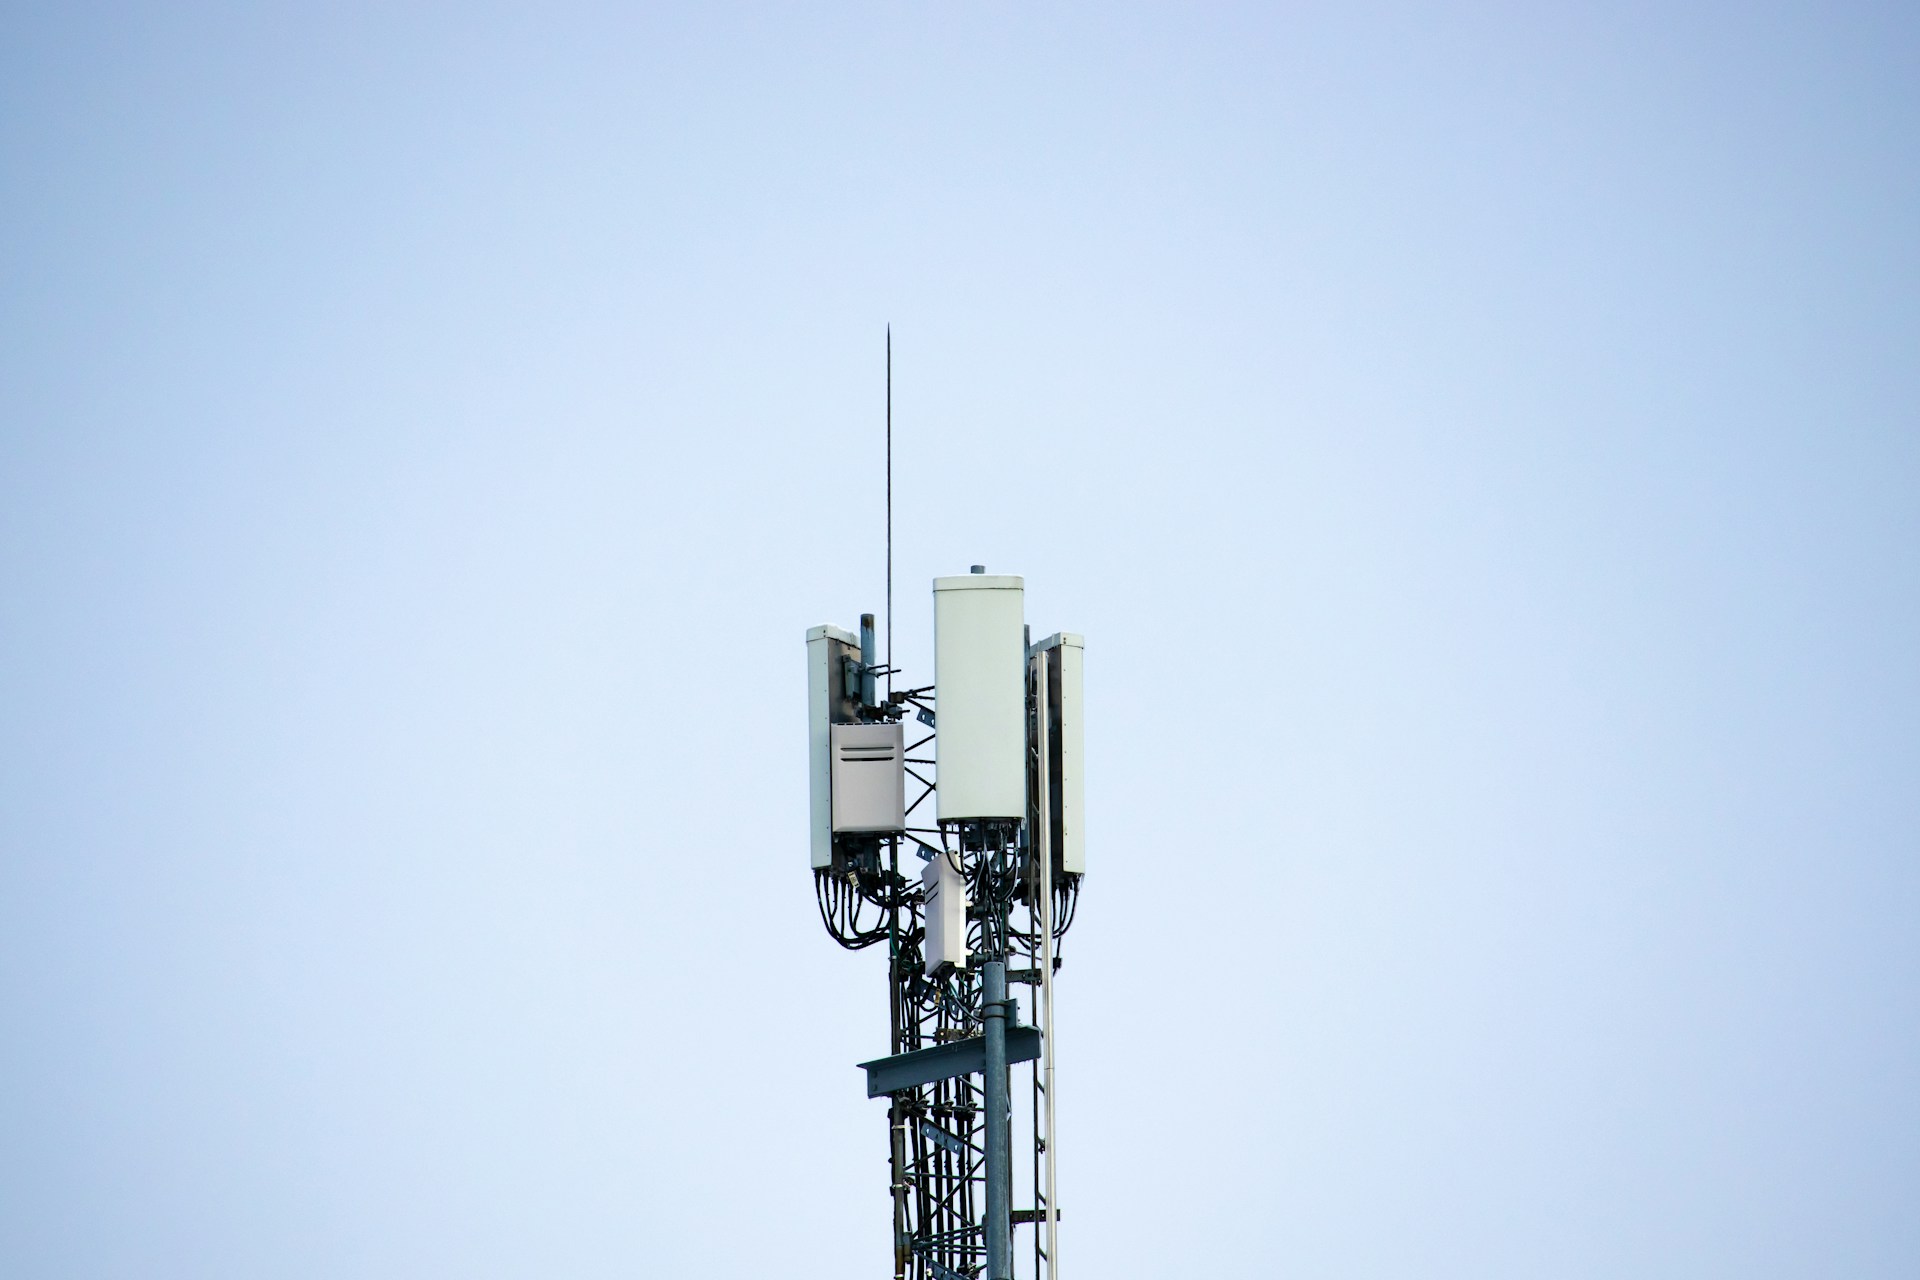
[932,573,1027,822]
[1032,632,1087,876]
[805,624,860,869]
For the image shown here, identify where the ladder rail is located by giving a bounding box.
[1032,649,1059,1280]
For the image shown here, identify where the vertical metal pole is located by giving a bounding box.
[888,838,908,1279]
[983,956,1012,1280]
[860,613,878,707]
[884,326,891,703]
[1034,654,1059,1278]
[890,1104,909,1277]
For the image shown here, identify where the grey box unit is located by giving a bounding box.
[830,722,906,834]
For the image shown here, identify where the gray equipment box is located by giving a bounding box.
[830,722,906,834]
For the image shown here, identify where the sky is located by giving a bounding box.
[1,3,1916,1277]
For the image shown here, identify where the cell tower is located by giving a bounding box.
[807,571,1085,1280]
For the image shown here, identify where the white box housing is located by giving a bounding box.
[831,722,906,834]
[933,574,1026,822]
[922,854,970,973]
[1033,632,1086,875]
[806,624,860,868]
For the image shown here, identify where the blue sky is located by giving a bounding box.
[2,4,1916,1276]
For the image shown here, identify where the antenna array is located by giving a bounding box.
[806,574,1086,1280]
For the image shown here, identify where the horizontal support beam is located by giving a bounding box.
[1005,963,1060,986]
[859,1025,1041,1098]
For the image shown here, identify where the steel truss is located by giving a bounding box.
[815,672,1081,1279]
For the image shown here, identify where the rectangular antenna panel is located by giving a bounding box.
[1033,632,1086,875]
[831,722,906,833]
[933,575,1026,822]
[922,853,969,973]
[806,624,860,868]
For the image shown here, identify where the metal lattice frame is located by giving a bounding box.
[815,669,1081,1279]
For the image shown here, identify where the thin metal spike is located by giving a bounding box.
[885,324,892,702]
